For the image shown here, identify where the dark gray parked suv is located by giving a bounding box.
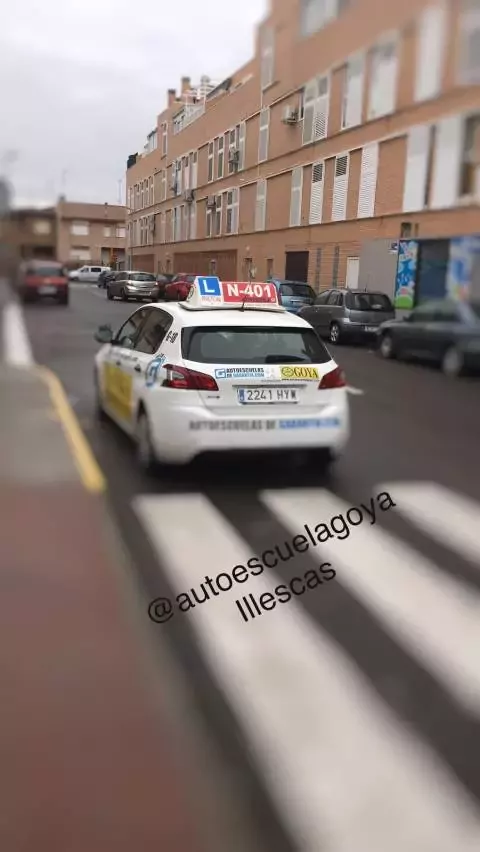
[298,288,395,345]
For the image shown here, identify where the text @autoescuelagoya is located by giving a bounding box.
[165,491,396,615]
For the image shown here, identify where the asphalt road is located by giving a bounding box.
[22,284,480,852]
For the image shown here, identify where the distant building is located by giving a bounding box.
[56,199,126,268]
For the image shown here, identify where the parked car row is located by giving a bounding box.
[296,288,480,379]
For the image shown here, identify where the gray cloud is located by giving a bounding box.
[0,0,266,206]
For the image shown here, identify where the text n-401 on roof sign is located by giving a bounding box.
[222,281,278,304]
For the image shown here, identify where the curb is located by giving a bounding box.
[35,365,106,494]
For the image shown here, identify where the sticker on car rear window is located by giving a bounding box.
[215,367,266,380]
[280,366,319,380]
[145,355,166,387]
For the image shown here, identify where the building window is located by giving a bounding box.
[430,114,464,208]
[116,225,126,238]
[206,207,213,238]
[32,219,51,235]
[161,122,168,156]
[368,38,399,120]
[342,54,365,129]
[255,179,267,231]
[104,226,112,237]
[161,170,167,201]
[300,0,346,38]
[225,188,240,234]
[460,113,480,197]
[216,136,225,179]
[258,108,270,163]
[289,166,304,227]
[214,195,223,236]
[70,247,90,261]
[458,1,480,85]
[238,121,246,171]
[261,25,275,90]
[190,202,197,240]
[208,141,214,182]
[191,151,198,188]
[160,212,166,244]
[332,154,349,221]
[357,143,379,218]
[150,176,154,204]
[309,161,324,224]
[141,182,145,208]
[70,221,89,236]
[302,74,329,145]
[414,3,447,102]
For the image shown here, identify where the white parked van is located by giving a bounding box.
[69,265,111,283]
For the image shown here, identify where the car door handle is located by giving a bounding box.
[115,360,121,366]
[134,364,142,373]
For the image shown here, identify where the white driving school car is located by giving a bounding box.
[93,276,350,470]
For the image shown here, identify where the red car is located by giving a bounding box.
[164,273,196,301]
[18,260,69,305]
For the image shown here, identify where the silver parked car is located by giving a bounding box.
[106,270,159,302]
[298,288,395,345]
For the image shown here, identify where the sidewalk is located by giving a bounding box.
[0,363,211,851]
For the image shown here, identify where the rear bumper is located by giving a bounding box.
[148,397,350,464]
[339,323,384,340]
[21,285,68,301]
[125,288,159,299]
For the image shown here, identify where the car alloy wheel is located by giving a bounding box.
[442,345,464,378]
[136,411,156,473]
[120,287,127,301]
[380,333,394,359]
[329,323,340,345]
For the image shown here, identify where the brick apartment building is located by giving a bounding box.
[56,199,126,268]
[3,207,57,261]
[126,0,480,307]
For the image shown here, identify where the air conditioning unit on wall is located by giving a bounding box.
[184,189,195,203]
[206,195,216,208]
[282,105,299,125]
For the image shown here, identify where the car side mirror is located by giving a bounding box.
[94,325,113,343]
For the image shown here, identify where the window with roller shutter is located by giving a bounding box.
[309,162,324,224]
[302,75,329,145]
[332,154,349,221]
[342,54,365,129]
[255,179,267,231]
[402,125,434,212]
[290,167,304,227]
[258,108,270,163]
[430,114,464,208]
[414,3,447,102]
[357,143,379,218]
[368,39,398,120]
[458,1,480,85]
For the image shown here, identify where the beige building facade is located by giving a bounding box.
[56,199,126,268]
[126,0,480,301]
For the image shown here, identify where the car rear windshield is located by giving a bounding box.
[27,265,65,277]
[182,326,331,365]
[280,283,315,299]
[130,273,156,282]
[346,292,393,311]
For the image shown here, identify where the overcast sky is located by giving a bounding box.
[0,0,266,208]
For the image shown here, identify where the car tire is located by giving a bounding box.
[58,292,69,306]
[120,287,127,301]
[379,332,395,359]
[329,322,341,345]
[107,288,113,300]
[442,345,464,378]
[135,410,157,474]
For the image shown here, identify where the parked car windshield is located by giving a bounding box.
[280,283,315,299]
[182,326,331,364]
[346,292,393,311]
[27,264,65,277]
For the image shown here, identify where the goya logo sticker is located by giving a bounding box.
[145,355,166,387]
[280,366,319,380]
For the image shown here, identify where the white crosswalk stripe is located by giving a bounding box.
[134,486,480,852]
[263,488,480,714]
[382,481,480,567]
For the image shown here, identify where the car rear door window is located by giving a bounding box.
[134,310,172,354]
[327,291,341,306]
[182,326,331,364]
[114,308,150,347]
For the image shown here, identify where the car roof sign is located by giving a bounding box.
[182,277,284,312]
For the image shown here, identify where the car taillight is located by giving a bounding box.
[162,364,219,391]
[319,366,346,389]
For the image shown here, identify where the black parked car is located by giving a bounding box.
[376,298,480,377]
[156,273,174,300]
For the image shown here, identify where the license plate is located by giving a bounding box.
[39,286,56,295]
[364,326,378,332]
[238,387,298,404]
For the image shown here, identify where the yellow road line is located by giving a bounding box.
[36,366,106,493]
